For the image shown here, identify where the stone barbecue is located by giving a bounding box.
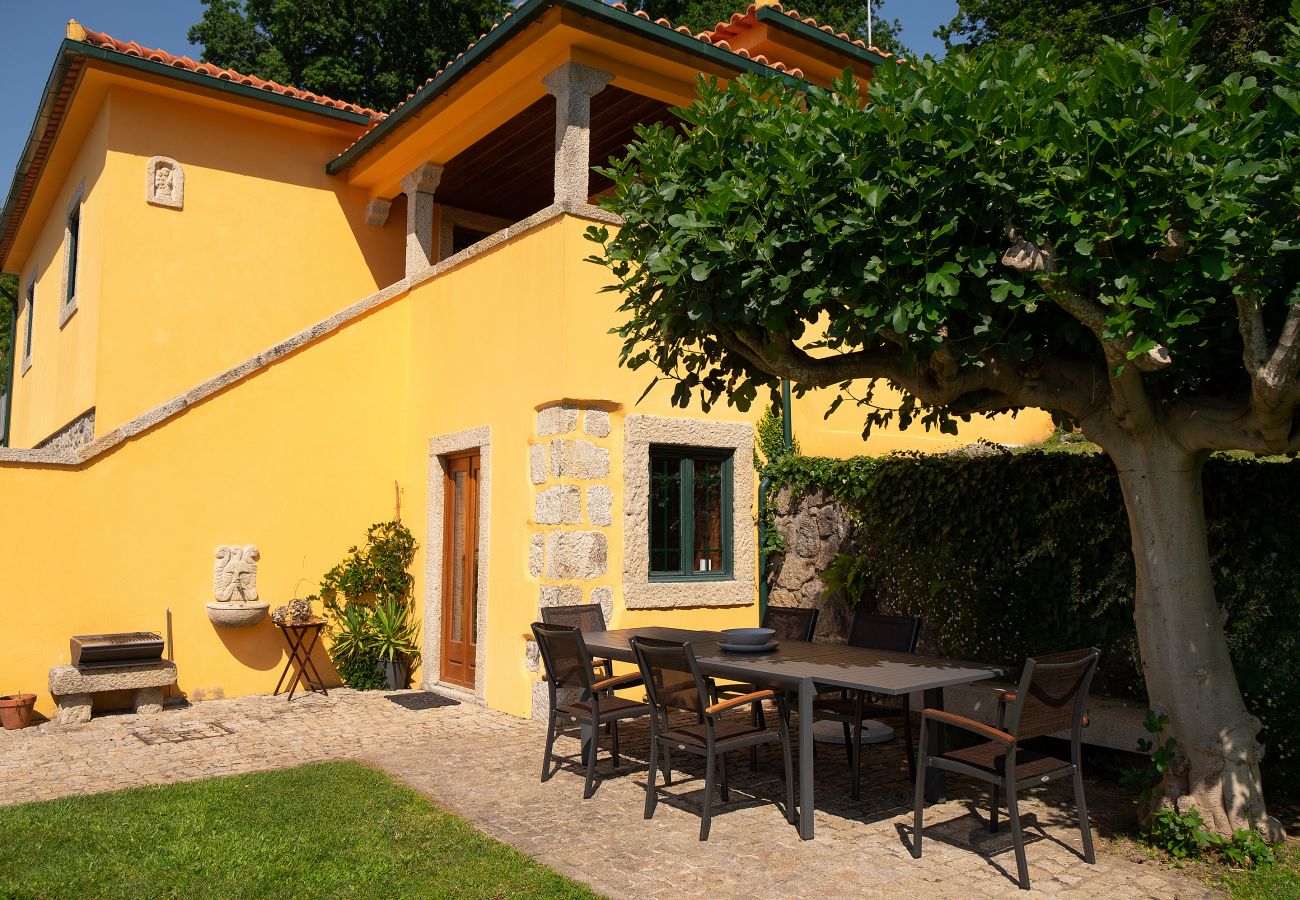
[52,632,175,724]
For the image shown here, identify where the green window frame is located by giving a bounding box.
[22,282,34,363]
[648,446,733,581]
[64,206,80,306]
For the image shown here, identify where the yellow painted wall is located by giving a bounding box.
[402,218,564,716]
[90,87,405,436]
[8,103,109,447]
[0,296,410,717]
[8,86,405,449]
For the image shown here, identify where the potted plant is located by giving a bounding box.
[324,599,386,690]
[370,598,421,690]
[319,521,420,690]
[0,693,37,730]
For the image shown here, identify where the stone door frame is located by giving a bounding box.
[424,426,491,698]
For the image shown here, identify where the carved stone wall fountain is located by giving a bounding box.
[205,545,270,627]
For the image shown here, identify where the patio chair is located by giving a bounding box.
[631,636,795,840]
[762,606,821,643]
[812,611,922,799]
[911,647,1100,891]
[540,603,614,678]
[532,622,649,799]
[711,606,819,770]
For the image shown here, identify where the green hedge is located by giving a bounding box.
[766,448,1300,792]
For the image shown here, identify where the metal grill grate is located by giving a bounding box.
[86,632,160,645]
[71,632,165,667]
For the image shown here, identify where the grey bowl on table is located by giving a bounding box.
[719,627,775,646]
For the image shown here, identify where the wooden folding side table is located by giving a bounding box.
[273,617,329,700]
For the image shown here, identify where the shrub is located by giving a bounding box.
[1145,807,1275,868]
[332,653,388,692]
[317,521,419,690]
[766,449,1300,794]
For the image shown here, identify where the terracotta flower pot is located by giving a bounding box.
[0,693,37,730]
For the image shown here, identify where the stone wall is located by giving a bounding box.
[527,401,617,720]
[766,484,857,643]
[34,408,95,451]
[767,484,952,653]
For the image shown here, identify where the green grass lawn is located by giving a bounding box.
[1218,843,1300,899]
[0,761,599,900]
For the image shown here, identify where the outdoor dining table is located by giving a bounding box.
[582,626,1008,840]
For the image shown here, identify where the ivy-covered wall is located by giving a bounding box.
[764,447,1300,792]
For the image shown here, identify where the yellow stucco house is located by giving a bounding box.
[0,0,1049,720]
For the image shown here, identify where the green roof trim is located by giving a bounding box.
[752,6,892,67]
[326,0,839,176]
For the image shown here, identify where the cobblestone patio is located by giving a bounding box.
[0,690,1215,898]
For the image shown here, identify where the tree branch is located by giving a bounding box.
[1232,294,1300,451]
[1168,395,1300,455]
[714,324,1102,423]
[1235,290,1269,377]
[716,324,908,387]
[1002,235,1165,433]
[1002,235,1170,371]
[1043,283,1171,371]
[1261,302,1300,391]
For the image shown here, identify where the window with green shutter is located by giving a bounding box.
[648,446,732,580]
[65,206,80,306]
[22,282,34,363]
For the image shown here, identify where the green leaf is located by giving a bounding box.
[1223,159,1263,180]
[1200,249,1231,281]
[862,184,890,209]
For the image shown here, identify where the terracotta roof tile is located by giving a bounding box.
[73,21,386,120]
[704,5,906,63]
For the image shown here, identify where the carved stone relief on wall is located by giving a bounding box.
[208,544,268,627]
[146,156,184,209]
[213,545,259,602]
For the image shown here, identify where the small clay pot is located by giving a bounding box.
[0,693,37,730]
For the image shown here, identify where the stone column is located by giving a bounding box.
[401,163,443,276]
[542,62,613,205]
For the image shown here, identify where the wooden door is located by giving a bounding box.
[440,451,479,688]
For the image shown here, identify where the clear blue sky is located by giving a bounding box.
[0,0,956,194]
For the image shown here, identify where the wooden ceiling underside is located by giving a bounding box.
[434,86,679,221]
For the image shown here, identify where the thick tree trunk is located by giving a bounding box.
[1104,430,1282,839]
